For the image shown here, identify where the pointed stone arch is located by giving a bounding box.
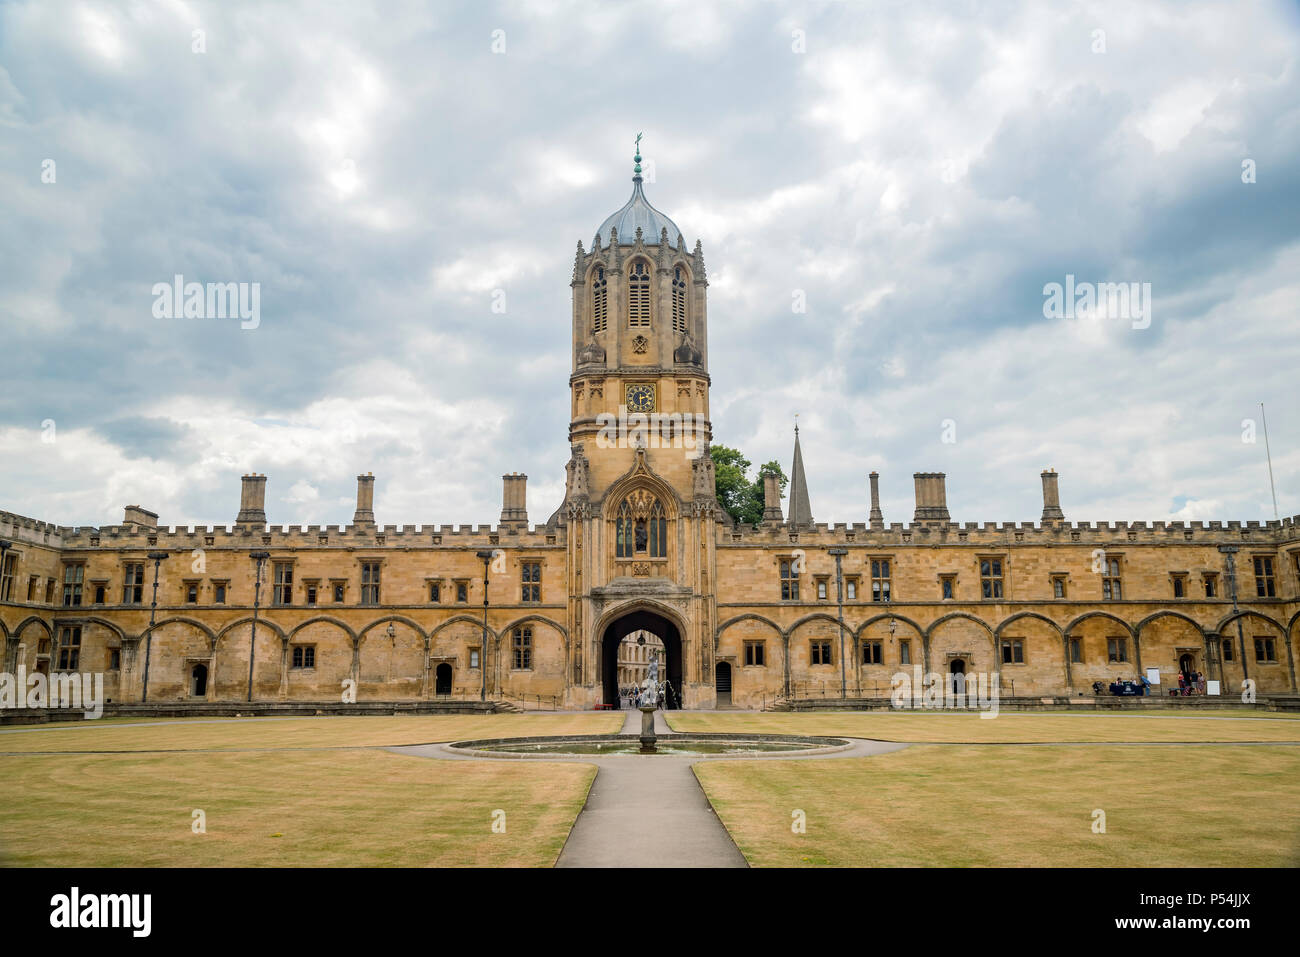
[499,614,568,648]
[214,615,287,644]
[141,615,217,646]
[599,449,683,517]
[925,612,997,641]
[853,612,925,640]
[287,616,358,644]
[783,612,846,638]
[358,615,428,645]
[54,615,126,641]
[9,615,53,640]
[716,613,782,637]
[431,614,499,643]
[926,612,998,676]
[1063,611,1135,638]
[994,612,1064,639]
[1134,610,1209,636]
[1214,610,1284,635]
[591,598,688,708]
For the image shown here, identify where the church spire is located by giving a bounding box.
[787,419,813,528]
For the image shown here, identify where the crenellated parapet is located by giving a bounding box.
[0,510,69,547]
[57,521,567,550]
[717,516,1300,548]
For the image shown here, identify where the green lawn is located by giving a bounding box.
[6,710,1298,868]
[694,745,1300,867]
[0,748,595,867]
[0,713,619,866]
[0,712,623,753]
[666,710,1300,743]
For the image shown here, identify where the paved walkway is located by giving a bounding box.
[556,749,747,867]
[390,720,908,868]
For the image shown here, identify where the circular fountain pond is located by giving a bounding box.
[445,733,853,758]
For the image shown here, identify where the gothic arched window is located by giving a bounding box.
[614,493,667,559]
[672,266,688,333]
[648,499,667,558]
[628,261,651,328]
[615,498,635,558]
[592,266,608,334]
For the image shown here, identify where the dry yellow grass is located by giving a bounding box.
[0,749,594,867]
[0,712,623,753]
[666,710,1300,743]
[695,745,1300,867]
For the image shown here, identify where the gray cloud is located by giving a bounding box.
[1,0,1296,529]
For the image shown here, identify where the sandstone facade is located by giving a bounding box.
[3,157,1296,710]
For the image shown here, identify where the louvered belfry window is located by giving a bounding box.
[628,261,651,327]
[672,266,687,332]
[592,266,607,333]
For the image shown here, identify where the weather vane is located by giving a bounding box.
[634,132,643,175]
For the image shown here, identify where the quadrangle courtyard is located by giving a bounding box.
[0,710,1297,868]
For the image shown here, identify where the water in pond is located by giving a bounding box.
[474,739,812,755]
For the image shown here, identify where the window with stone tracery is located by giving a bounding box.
[628,261,651,327]
[614,491,667,559]
[591,266,608,334]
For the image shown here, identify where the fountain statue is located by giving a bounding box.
[637,656,660,752]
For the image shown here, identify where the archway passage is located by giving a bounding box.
[601,610,683,709]
[715,661,732,707]
[949,658,966,694]
[190,664,208,697]
[435,663,453,696]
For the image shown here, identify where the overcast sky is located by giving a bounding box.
[2,0,1297,531]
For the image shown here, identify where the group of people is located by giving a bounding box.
[1102,676,1151,696]
[1176,670,1207,696]
[1098,670,1208,696]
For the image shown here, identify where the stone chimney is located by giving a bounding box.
[122,505,158,530]
[353,473,376,527]
[500,473,528,529]
[912,472,950,523]
[235,473,267,527]
[1041,469,1064,522]
[762,472,784,524]
[868,472,884,530]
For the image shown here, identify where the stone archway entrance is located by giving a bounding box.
[949,658,966,693]
[715,661,732,707]
[600,609,683,709]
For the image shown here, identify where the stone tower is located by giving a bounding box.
[559,140,718,709]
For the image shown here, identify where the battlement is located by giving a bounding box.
[0,510,68,548]
[56,520,567,550]
[717,514,1300,547]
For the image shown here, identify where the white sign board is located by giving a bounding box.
[1206,680,1220,696]
[1146,668,1161,685]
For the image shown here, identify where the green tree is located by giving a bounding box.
[710,446,788,526]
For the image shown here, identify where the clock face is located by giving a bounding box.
[626,383,656,414]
